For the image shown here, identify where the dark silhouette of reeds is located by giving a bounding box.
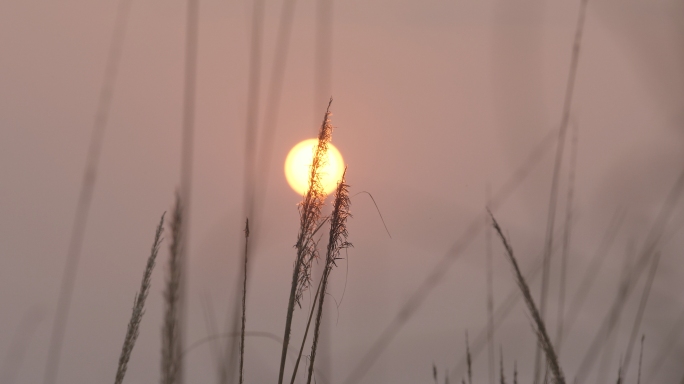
[344,127,558,384]
[535,0,589,381]
[575,167,684,384]
[277,100,334,384]
[162,196,183,384]
[306,169,351,384]
[489,211,566,384]
[42,1,133,383]
[114,213,165,384]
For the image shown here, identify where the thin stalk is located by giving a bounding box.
[637,335,644,384]
[115,213,165,384]
[223,0,265,381]
[177,0,200,382]
[486,185,495,384]
[278,101,333,384]
[290,279,324,384]
[535,0,589,382]
[306,170,351,384]
[238,219,250,384]
[555,123,579,350]
[162,196,183,384]
[490,211,565,384]
[559,210,625,346]
[42,1,133,382]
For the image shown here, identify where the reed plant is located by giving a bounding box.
[277,99,334,384]
[305,169,351,384]
[114,212,165,384]
[161,195,183,384]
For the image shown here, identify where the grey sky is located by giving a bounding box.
[0,0,683,383]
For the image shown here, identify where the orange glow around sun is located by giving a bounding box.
[284,139,345,196]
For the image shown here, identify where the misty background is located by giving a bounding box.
[0,0,683,383]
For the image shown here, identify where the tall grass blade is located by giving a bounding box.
[114,213,165,384]
[162,196,183,384]
[42,1,133,382]
[555,123,579,350]
[534,0,589,381]
[637,335,644,384]
[489,211,566,384]
[238,219,250,384]
[222,1,265,382]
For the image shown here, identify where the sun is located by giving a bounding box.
[284,139,345,196]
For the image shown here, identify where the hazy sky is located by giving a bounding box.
[1,0,683,383]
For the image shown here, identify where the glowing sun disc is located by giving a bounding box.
[284,139,345,196]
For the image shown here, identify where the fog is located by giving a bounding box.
[0,0,683,383]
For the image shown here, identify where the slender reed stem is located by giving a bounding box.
[306,170,350,384]
[238,219,250,384]
[278,100,333,384]
[489,211,565,384]
[162,196,183,384]
[486,185,495,384]
[115,213,165,384]
[555,123,579,350]
[290,279,323,384]
[42,1,133,383]
[535,0,589,381]
[637,335,644,384]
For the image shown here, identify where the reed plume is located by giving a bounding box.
[306,169,351,384]
[277,99,334,384]
[114,212,165,384]
[489,211,565,384]
[162,195,183,384]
